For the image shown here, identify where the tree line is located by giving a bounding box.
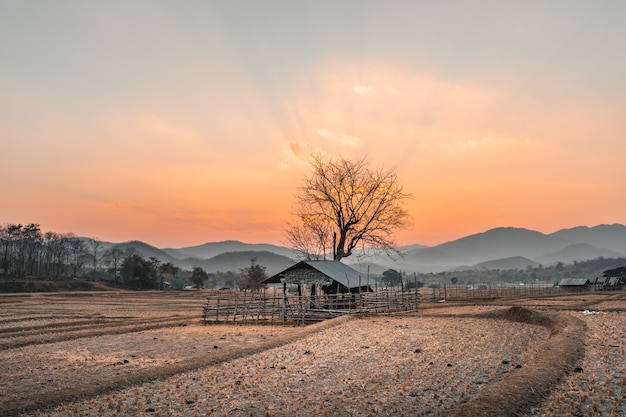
[0,223,268,290]
[414,256,626,286]
[0,223,87,279]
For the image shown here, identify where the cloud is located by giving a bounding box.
[279,141,313,168]
[353,85,375,96]
[288,141,311,158]
[318,128,361,147]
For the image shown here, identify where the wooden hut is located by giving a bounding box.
[593,276,625,290]
[202,261,418,324]
[556,278,591,291]
[263,260,372,294]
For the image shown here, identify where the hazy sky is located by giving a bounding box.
[2,1,625,247]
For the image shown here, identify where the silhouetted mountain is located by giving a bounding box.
[110,241,182,265]
[169,240,296,260]
[403,246,463,265]
[534,243,623,265]
[549,224,626,255]
[90,223,626,275]
[435,227,557,264]
[470,256,540,271]
[192,251,294,276]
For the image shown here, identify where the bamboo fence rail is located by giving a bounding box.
[202,288,420,325]
[428,283,559,301]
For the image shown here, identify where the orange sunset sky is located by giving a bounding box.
[1,1,625,248]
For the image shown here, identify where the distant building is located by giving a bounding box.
[556,278,591,291]
[592,276,625,291]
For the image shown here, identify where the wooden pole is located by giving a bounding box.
[216,294,220,322]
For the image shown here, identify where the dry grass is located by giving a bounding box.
[533,310,626,416]
[0,291,624,416]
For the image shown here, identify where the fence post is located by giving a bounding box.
[216,294,220,322]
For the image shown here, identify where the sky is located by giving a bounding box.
[2,1,626,248]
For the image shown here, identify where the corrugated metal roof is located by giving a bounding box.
[264,260,367,289]
[595,276,609,284]
[557,278,590,286]
[608,277,624,286]
[303,261,365,289]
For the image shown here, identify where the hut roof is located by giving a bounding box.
[595,276,609,285]
[263,260,366,289]
[557,278,591,286]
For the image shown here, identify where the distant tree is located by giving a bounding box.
[67,236,87,278]
[159,262,179,288]
[205,272,218,289]
[382,269,403,287]
[102,247,124,283]
[15,223,42,278]
[0,224,24,277]
[88,237,102,272]
[239,257,268,291]
[221,271,240,289]
[603,266,626,280]
[149,257,161,289]
[190,266,208,289]
[450,277,458,285]
[405,280,424,289]
[120,253,157,289]
[285,154,412,261]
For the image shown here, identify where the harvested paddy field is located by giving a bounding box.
[0,290,624,416]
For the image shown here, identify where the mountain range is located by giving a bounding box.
[98,224,626,275]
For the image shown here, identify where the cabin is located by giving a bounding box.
[556,278,591,291]
[203,260,418,324]
[262,260,373,294]
[592,276,625,291]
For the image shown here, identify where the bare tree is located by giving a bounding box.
[239,257,268,291]
[88,237,102,272]
[102,247,124,283]
[283,216,332,260]
[67,236,87,277]
[285,154,412,261]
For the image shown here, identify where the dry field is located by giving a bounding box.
[0,290,624,416]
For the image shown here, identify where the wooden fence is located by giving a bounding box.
[202,288,420,325]
[428,283,557,301]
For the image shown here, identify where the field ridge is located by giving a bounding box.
[447,307,585,417]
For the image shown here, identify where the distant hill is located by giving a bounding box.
[403,246,463,265]
[109,241,183,265]
[90,223,626,275]
[169,240,296,260]
[106,242,294,274]
[434,227,557,264]
[367,224,626,273]
[469,256,540,271]
[549,224,626,253]
[192,251,294,276]
[534,243,623,265]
